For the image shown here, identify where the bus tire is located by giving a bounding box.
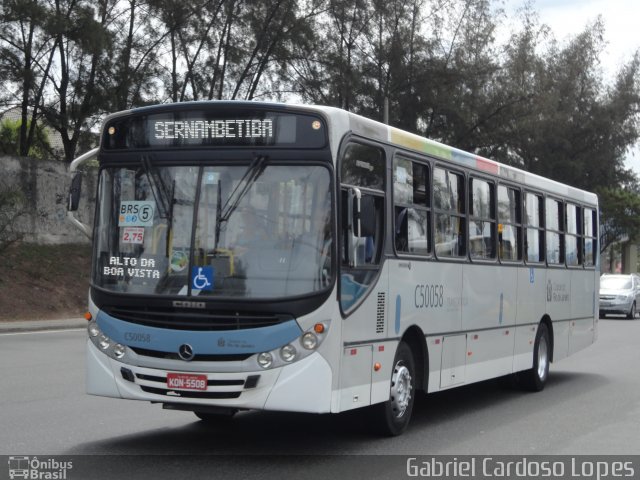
[371,341,415,436]
[194,409,237,424]
[518,322,550,392]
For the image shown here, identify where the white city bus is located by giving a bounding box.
[69,102,599,435]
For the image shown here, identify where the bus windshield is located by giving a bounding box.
[94,162,333,299]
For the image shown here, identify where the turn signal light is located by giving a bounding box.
[84,312,92,321]
[313,323,325,334]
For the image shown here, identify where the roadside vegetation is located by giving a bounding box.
[0,243,91,321]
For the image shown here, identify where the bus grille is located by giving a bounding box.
[139,385,242,399]
[104,306,288,331]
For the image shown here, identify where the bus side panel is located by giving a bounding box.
[387,259,463,393]
[338,263,390,410]
[568,269,597,355]
[546,268,572,361]
[513,267,547,372]
[338,345,373,411]
[462,264,517,384]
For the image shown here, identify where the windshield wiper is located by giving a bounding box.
[215,156,269,246]
[141,154,173,219]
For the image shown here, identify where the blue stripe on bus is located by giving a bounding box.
[96,310,303,355]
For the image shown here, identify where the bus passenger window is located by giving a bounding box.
[469,178,496,260]
[393,157,430,255]
[584,208,597,267]
[524,192,544,263]
[546,198,564,265]
[565,203,581,266]
[498,185,522,261]
[434,167,465,258]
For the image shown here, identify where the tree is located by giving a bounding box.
[40,0,114,162]
[598,186,640,254]
[109,0,164,111]
[0,118,51,159]
[0,0,58,157]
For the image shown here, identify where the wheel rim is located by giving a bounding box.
[537,336,548,381]
[390,362,412,418]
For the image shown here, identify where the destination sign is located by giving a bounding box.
[153,119,273,141]
[102,108,326,150]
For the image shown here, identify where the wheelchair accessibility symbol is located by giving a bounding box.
[191,266,213,291]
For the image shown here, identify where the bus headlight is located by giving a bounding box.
[257,352,273,369]
[302,332,318,350]
[280,344,297,362]
[254,321,330,370]
[113,344,126,359]
[87,315,134,362]
[98,334,111,350]
[88,322,100,337]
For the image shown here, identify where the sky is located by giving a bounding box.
[500,0,640,175]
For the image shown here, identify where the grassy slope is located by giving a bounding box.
[0,243,92,321]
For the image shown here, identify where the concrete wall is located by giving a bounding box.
[1,155,97,244]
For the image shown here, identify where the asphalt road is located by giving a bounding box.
[1,317,639,477]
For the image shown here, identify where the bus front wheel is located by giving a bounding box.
[371,341,415,436]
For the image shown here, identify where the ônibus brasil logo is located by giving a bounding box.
[7,456,73,480]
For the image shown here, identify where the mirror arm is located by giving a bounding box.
[67,147,98,240]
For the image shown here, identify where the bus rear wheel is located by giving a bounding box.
[371,341,415,436]
[517,323,550,391]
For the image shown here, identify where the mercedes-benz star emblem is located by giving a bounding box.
[178,344,195,361]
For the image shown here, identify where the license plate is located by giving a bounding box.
[166,373,208,391]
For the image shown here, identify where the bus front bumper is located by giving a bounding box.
[86,340,333,413]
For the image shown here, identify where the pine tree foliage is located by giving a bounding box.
[1,0,639,248]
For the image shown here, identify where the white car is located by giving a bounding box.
[599,274,640,319]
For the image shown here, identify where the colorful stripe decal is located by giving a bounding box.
[388,126,500,174]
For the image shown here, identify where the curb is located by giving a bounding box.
[0,318,87,334]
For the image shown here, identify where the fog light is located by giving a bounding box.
[280,344,297,362]
[88,322,100,338]
[302,332,318,350]
[113,344,126,359]
[99,334,111,350]
[257,352,273,369]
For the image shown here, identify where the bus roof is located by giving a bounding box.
[101,101,598,206]
[307,104,598,207]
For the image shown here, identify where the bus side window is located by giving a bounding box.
[546,197,564,265]
[393,157,430,255]
[498,185,522,261]
[524,192,544,263]
[434,167,466,258]
[469,177,496,260]
[584,208,597,267]
[565,203,581,266]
